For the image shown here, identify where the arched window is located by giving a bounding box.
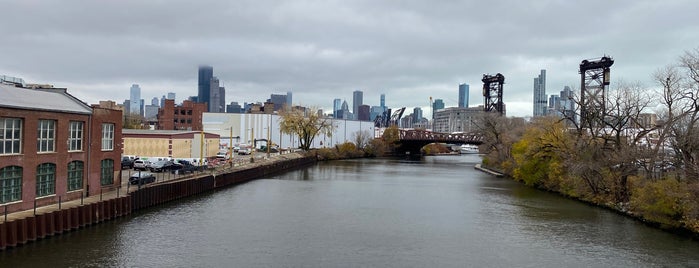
[67,161,84,191]
[36,163,56,197]
[0,166,22,203]
[100,159,114,186]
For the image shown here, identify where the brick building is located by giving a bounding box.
[0,83,122,213]
[157,99,207,131]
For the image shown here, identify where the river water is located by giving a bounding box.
[3,154,699,267]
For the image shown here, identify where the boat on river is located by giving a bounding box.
[459,144,479,154]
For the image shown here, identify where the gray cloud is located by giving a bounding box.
[1,0,698,117]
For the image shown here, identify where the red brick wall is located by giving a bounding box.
[88,106,123,196]
[0,107,90,212]
[157,99,205,131]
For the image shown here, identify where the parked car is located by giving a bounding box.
[133,159,151,171]
[216,151,230,160]
[121,157,134,169]
[238,148,251,155]
[171,160,202,174]
[149,160,178,172]
[129,172,156,185]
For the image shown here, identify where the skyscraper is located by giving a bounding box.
[433,99,445,111]
[413,107,423,123]
[380,93,385,108]
[209,76,221,112]
[270,94,287,111]
[151,97,159,107]
[167,92,176,100]
[533,69,547,117]
[458,83,469,108]
[333,98,342,118]
[218,85,226,113]
[129,84,141,115]
[353,90,363,120]
[286,91,293,108]
[198,65,213,112]
[339,100,351,119]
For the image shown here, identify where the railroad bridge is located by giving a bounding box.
[396,129,484,155]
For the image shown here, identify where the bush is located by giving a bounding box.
[421,143,450,155]
[630,178,688,228]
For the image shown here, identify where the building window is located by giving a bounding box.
[37,120,56,152]
[0,118,22,155]
[0,166,22,203]
[100,159,114,186]
[101,123,114,150]
[67,161,84,191]
[187,110,192,115]
[36,163,56,197]
[69,121,84,151]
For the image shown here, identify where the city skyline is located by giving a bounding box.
[1,1,698,117]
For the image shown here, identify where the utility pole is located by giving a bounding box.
[229,127,233,167]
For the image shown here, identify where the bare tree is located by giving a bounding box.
[352,130,372,149]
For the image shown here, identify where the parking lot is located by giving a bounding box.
[117,154,274,189]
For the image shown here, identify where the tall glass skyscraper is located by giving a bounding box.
[333,98,342,118]
[353,90,363,120]
[129,84,141,115]
[458,83,469,108]
[198,65,213,112]
[380,93,385,108]
[533,69,547,117]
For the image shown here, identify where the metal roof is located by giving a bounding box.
[0,83,92,114]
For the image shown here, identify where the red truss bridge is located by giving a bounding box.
[396,129,484,155]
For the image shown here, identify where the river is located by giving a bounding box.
[2,154,699,267]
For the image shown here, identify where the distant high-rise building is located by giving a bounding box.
[270,94,288,111]
[144,104,159,120]
[226,102,243,113]
[458,83,469,108]
[413,107,423,123]
[338,100,351,119]
[218,85,226,113]
[358,105,370,121]
[160,95,166,108]
[353,90,363,120]
[139,99,145,117]
[433,107,484,133]
[333,98,342,118]
[433,99,445,111]
[129,84,141,115]
[380,93,385,108]
[286,91,293,107]
[123,100,131,115]
[167,92,176,100]
[209,77,222,112]
[198,65,213,111]
[151,97,159,107]
[533,69,547,117]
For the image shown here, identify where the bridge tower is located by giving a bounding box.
[482,73,505,115]
[579,56,614,127]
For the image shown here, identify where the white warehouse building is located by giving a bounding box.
[202,113,376,150]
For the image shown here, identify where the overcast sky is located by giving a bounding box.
[1,0,698,117]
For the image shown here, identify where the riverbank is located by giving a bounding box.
[0,153,315,250]
[477,163,699,239]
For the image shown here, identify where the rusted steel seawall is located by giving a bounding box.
[0,155,316,250]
